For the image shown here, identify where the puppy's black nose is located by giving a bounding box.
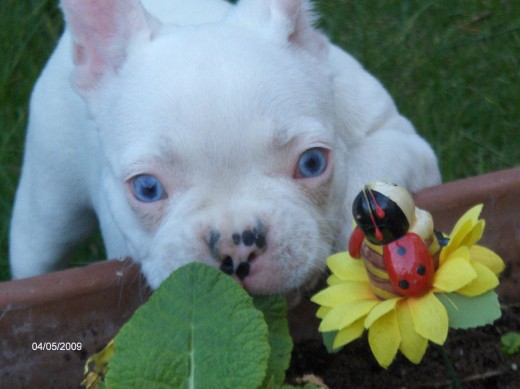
[220,256,234,275]
[234,227,267,249]
[209,222,267,279]
[235,262,250,280]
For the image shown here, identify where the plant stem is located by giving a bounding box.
[439,345,461,389]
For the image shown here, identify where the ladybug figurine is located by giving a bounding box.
[348,182,445,298]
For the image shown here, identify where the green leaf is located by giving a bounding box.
[501,332,520,356]
[253,295,293,388]
[436,291,501,329]
[105,263,270,389]
[321,331,340,354]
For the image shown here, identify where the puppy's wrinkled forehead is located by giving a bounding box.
[108,24,335,163]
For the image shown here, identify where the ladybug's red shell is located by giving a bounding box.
[383,232,434,297]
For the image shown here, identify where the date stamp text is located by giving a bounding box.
[32,342,83,351]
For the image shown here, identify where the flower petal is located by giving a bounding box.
[368,310,401,369]
[316,306,331,319]
[434,254,476,292]
[441,240,469,268]
[326,275,342,285]
[327,253,368,282]
[445,245,471,262]
[450,204,483,239]
[319,299,379,332]
[365,298,400,328]
[441,220,471,263]
[397,301,428,364]
[460,219,485,247]
[469,245,505,275]
[312,282,374,308]
[440,204,483,263]
[333,317,365,349]
[457,261,500,297]
[407,292,448,345]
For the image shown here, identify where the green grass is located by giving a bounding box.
[1,0,519,281]
[1,0,62,279]
[315,0,520,178]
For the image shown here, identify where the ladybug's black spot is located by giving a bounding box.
[398,280,410,290]
[397,246,406,256]
[417,265,427,275]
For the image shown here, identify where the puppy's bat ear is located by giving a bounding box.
[232,0,328,57]
[60,0,160,92]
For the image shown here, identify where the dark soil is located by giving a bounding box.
[286,304,520,388]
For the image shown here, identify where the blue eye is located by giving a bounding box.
[296,148,328,178]
[130,175,165,202]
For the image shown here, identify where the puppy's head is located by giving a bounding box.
[62,0,341,293]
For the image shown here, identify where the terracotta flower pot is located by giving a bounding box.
[1,167,519,387]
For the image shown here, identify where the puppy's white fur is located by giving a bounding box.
[10,0,440,294]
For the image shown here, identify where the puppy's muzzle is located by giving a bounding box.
[207,221,267,280]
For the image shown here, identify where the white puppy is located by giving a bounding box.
[10,0,440,294]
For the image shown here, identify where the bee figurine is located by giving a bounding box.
[348,182,446,298]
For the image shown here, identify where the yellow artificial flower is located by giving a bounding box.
[312,205,504,368]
